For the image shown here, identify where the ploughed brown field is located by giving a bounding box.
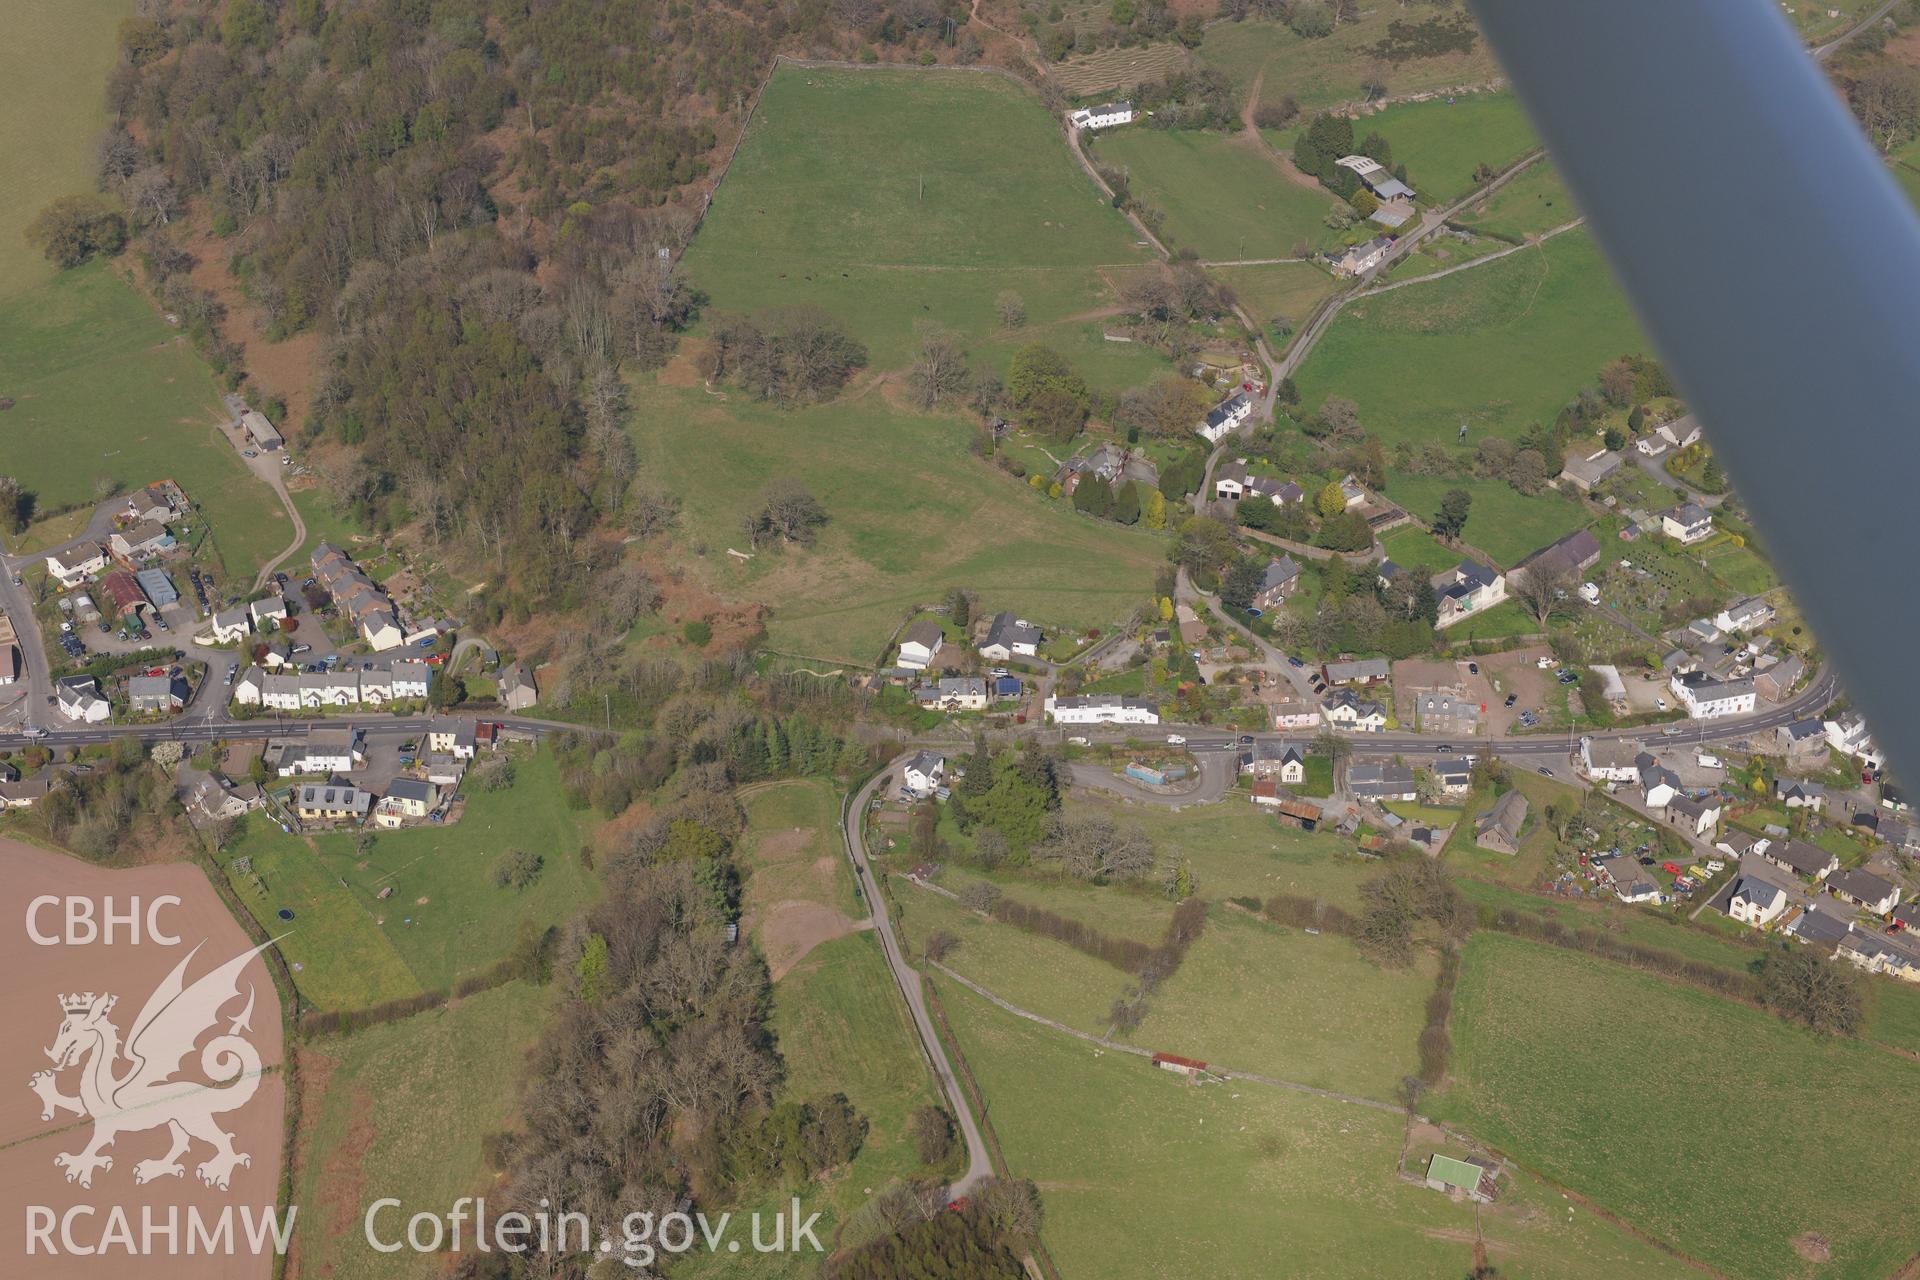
[0,838,285,1278]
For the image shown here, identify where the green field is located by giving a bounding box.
[289,982,549,1280]
[1070,793,1376,908]
[1297,231,1646,458]
[896,883,1128,1034]
[936,968,1701,1279]
[1457,159,1582,240]
[1437,934,1920,1279]
[1377,524,1464,574]
[1089,128,1340,260]
[0,259,294,575]
[1131,908,1433,1101]
[1212,260,1339,340]
[1200,14,1503,114]
[683,66,1156,379]
[627,381,1164,664]
[0,0,128,298]
[218,746,595,1009]
[1383,471,1590,568]
[1358,92,1539,204]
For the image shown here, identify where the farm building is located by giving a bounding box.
[1424,1154,1497,1202]
[1150,1052,1206,1079]
[1069,101,1134,130]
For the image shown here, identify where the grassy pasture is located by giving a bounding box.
[1437,934,1920,1280]
[626,381,1164,664]
[684,66,1155,375]
[1211,260,1339,340]
[1200,14,1503,113]
[1357,91,1539,204]
[936,968,1701,1279]
[1457,159,1582,240]
[0,263,291,573]
[1131,907,1433,1101]
[1089,127,1341,259]
[1294,228,1645,444]
[0,0,127,299]
[1068,792,1377,909]
[895,882,1129,1034]
[1383,471,1590,568]
[288,982,548,1280]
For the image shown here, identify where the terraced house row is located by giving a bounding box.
[232,658,433,709]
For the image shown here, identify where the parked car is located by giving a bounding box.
[1537,766,1554,776]
[242,449,257,458]
[290,643,312,655]
[1504,693,1518,708]
[1467,662,1479,675]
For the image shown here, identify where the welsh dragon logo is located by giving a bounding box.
[28,940,271,1191]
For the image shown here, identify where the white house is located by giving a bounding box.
[902,751,945,795]
[897,620,945,671]
[110,520,173,561]
[1323,688,1387,732]
[1579,737,1644,783]
[1669,671,1755,719]
[1271,697,1323,730]
[46,542,107,587]
[207,607,251,645]
[917,677,989,711]
[1196,393,1253,445]
[272,729,363,777]
[1069,101,1134,131]
[55,676,110,723]
[1713,595,1775,634]
[360,610,407,651]
[1045,694,1160,726]
[1660,502,1714,545]
[387,658,432,702]
[249,596,289,629]
[1727,870,1790,927]
[1431,561,1506,629]
[978,612,1041,662]
[1824,711,1878,765]
[1640,760,1681,810]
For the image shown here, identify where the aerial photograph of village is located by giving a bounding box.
[3,0,1919,1277]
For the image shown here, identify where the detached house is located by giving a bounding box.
[1559,448,1622,491]
[1774,777,1828,811]
[497,661,539,711]
[1714,596,1775,634]
[1331,235,1395,278]
[1431,561,1506,629]
[296,784,371,823]
[902,751,945,794]
[46,541,107,587]
[428,722,478,759]
[1323,687,1387,732]
[1474,791,1529,854]
[1196,393,1253,445]
[127,675,185,714]
[916,677,989,711]
[978,612,1042,662]
[55,676,110,723]
[207,607,250,645]
[1251,557,1302,612]
[374,778,439,828]
[1757,656,1806,703]
[897,620,945,671]
[1728,868,1791,927]
[1660,502,1714,545]
[1245,741,1306,784]
[1580,738,1644,784]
